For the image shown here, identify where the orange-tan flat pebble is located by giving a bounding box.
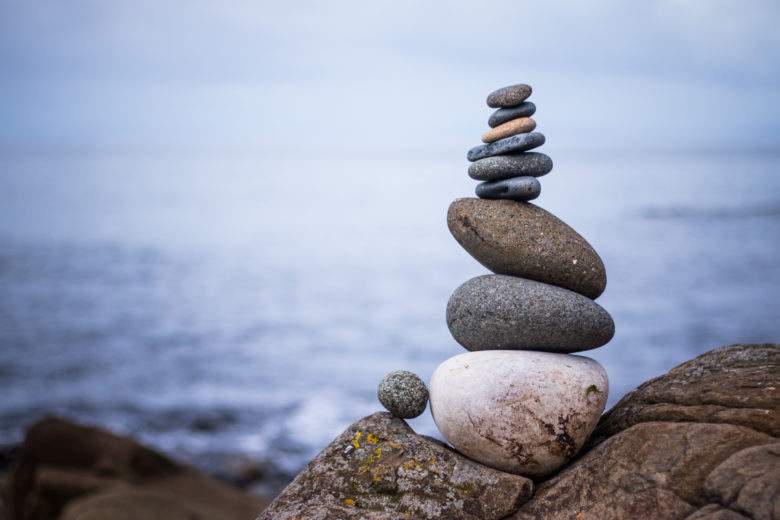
[481,117,536,143]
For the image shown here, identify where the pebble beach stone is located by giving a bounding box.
[447,198,607,298]
[377,370,429,418]
[488,103,536,128]
[446,274,615,352]
[430,350,608,477]
[475,177,541,201]
[486,84,532,108]
[467,133,545,162]
[482,117,536,143]
[468,153,553,181]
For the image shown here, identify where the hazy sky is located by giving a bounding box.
[2,1,779,152]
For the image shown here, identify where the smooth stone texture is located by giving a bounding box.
[447,198,607,298]
[430,350,608,478]
[468,153,552,181]
[486,84,532,108]
[482,117,536,143]
[467,133,544,161]
[475,177,540,201]
[589,343,780,446]
[258,412,534,520]
[447,275,614,352]
[377,370,428,419]
[488,103,536,128]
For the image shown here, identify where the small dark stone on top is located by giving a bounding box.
[486,84,532,108]
[488,102,536,128]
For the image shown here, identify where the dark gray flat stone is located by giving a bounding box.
[468,153,553,181]
[488,103,536,128]
[486,84,532,108]
[467,133,545,162]
[446,275,615,352]
[476,177,541,201]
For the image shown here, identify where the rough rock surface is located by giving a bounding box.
[7,417,267,520]
[510,422,775,520]
[486,84,532,108]
[590,343,780,444]
[447,275,614,352]
[447,198,606,298]
[482,117,536,143]
[429,351,608,478]
[257,412,533,520]
[467,133,545,161]
[488,102,536,128]
[510,343,779,520]
[468,153,553,181]
[475,176,541,201]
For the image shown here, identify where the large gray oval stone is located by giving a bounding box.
[468,153,552,181]
[476,177,541,201]
[467,133,545,162]
[447,198,607,298]
[446,275,614,352]
[488,103,536,128]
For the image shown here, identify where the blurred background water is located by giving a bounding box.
[1,0,780,492]
[1,150,779,479]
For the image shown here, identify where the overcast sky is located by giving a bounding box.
[1,1,779,153]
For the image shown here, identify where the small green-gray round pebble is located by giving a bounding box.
[377,370,429,418]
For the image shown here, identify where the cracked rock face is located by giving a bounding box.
[447,198,606,299]
[509,343,780,520]
[429,351,608,478]
[447,275,614,352]
[257,412,533,520]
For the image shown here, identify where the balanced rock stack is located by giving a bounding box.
[429,83,615,478]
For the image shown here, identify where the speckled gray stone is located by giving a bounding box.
[488,103,536,128]
[447,198,607,299]
[468,153,553,181]
[446,275,615,352]
[476,177,540,201]
[486,84,532,108]
[377,370,429,419]
[467,133,545,162]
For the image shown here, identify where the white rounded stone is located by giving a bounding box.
[429,350,608,478]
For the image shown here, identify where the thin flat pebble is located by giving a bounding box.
[488,103,536,128]
[467,133,545,162]
[482,117,536,143]
[486,84,532,108]
[468,153,553,181]
[476,177,540,201]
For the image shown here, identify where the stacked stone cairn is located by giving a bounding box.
[428,83,615,478]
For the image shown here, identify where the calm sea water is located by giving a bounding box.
[1,150,779,480]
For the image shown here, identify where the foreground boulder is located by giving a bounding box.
[510,343,779,519]
[7,417,267,520]
[257,412,533,520]
[266,344,777,520]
